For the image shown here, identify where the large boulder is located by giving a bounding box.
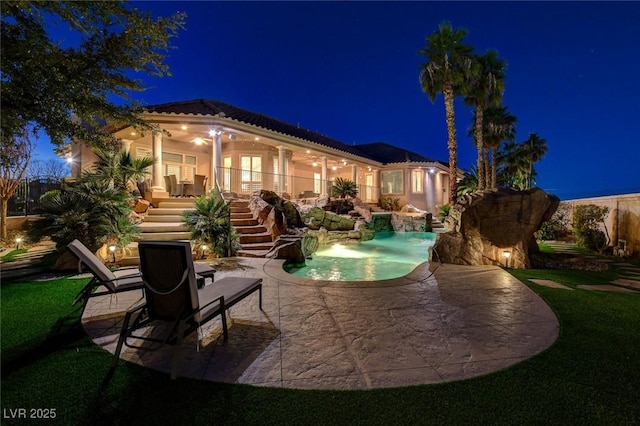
[433,188,559,268]
[304,207,355,231]
[265,235,318,265]
[260,190,304,228]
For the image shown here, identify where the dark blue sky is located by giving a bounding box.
[37,1,640,200]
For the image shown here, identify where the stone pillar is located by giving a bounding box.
[321,156,328,196]
[151,131,163,190]
[277,145,286,195]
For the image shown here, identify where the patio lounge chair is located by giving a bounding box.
[68,239,144,306]
[67,239,217,306]
[113,240,263,379]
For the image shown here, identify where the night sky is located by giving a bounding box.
[35,1,640,200]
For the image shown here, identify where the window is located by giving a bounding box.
[313,172,321,194]
[381,170,403,194]
[411,169,424,193]
[162,151,196,182]
[240,155,262,194]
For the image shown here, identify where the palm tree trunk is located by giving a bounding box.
[474,107,485,191]
[443,82,458,205]
[484,148,491,189]
[491,147,498,188]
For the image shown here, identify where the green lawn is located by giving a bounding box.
[1,268,639,425]
[0,249,28,262]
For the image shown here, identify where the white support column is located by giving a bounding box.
[373,169,380,202]
[321,156,328,196]
[120,139,133,153]
[210,129,222,190]
[426,169,435,213]
[277,145,286,196]
[351,164,357,182]
[151,131,163,190]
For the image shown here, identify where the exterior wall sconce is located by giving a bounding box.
[502,250,511,268]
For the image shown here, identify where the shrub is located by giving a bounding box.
[27,179,137,252]
[331,177,358,198]
[437,204,451,222]
[534,203,571,241]
[182,188,240,257]
[573,204,609,252]
[380,196,401,211]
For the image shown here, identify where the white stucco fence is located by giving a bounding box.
[561,193,640,255]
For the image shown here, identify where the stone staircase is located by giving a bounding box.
[431,217,446,232]
[121,198,193,266]
[231,199,275,258]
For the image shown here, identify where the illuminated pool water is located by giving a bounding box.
[285,231,436,281]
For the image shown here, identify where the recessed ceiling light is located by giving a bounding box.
[181,125,188,130]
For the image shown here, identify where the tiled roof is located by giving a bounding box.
[145,99,370,159]
[145,99,444,166]
[356,142,439,164]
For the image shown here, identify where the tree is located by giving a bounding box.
[419,21,473,204]
[457,166,478,196]
[331,177,358,199]
[26,158,69,181]
[0,128,33,240]
[482,106,517,188]
[182,188,239,257]
[27,179,136,252]
[522,133,548,189]
[497,133,547,190]
[1,1,185,147]
[89,147,155,192]
[464,51,506,191]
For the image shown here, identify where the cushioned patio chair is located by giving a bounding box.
[112,240,263,379]
[67,240,216,306]
[67,239,144,306]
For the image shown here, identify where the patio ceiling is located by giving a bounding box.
[113,117,378,171]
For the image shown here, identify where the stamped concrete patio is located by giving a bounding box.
[82,258,559,390]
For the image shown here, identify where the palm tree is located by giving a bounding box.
[522,133,548,188]
[457,166,478,196]
[331,177,358,198]
[482,106,517,188]
[497,133,547,190]
[464,50,506,191]
[419,21,473,204]
[90,147,155,192]
[182,188,239,257]
[27,179,137,252]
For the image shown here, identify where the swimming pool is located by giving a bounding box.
[285,231,436,281]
